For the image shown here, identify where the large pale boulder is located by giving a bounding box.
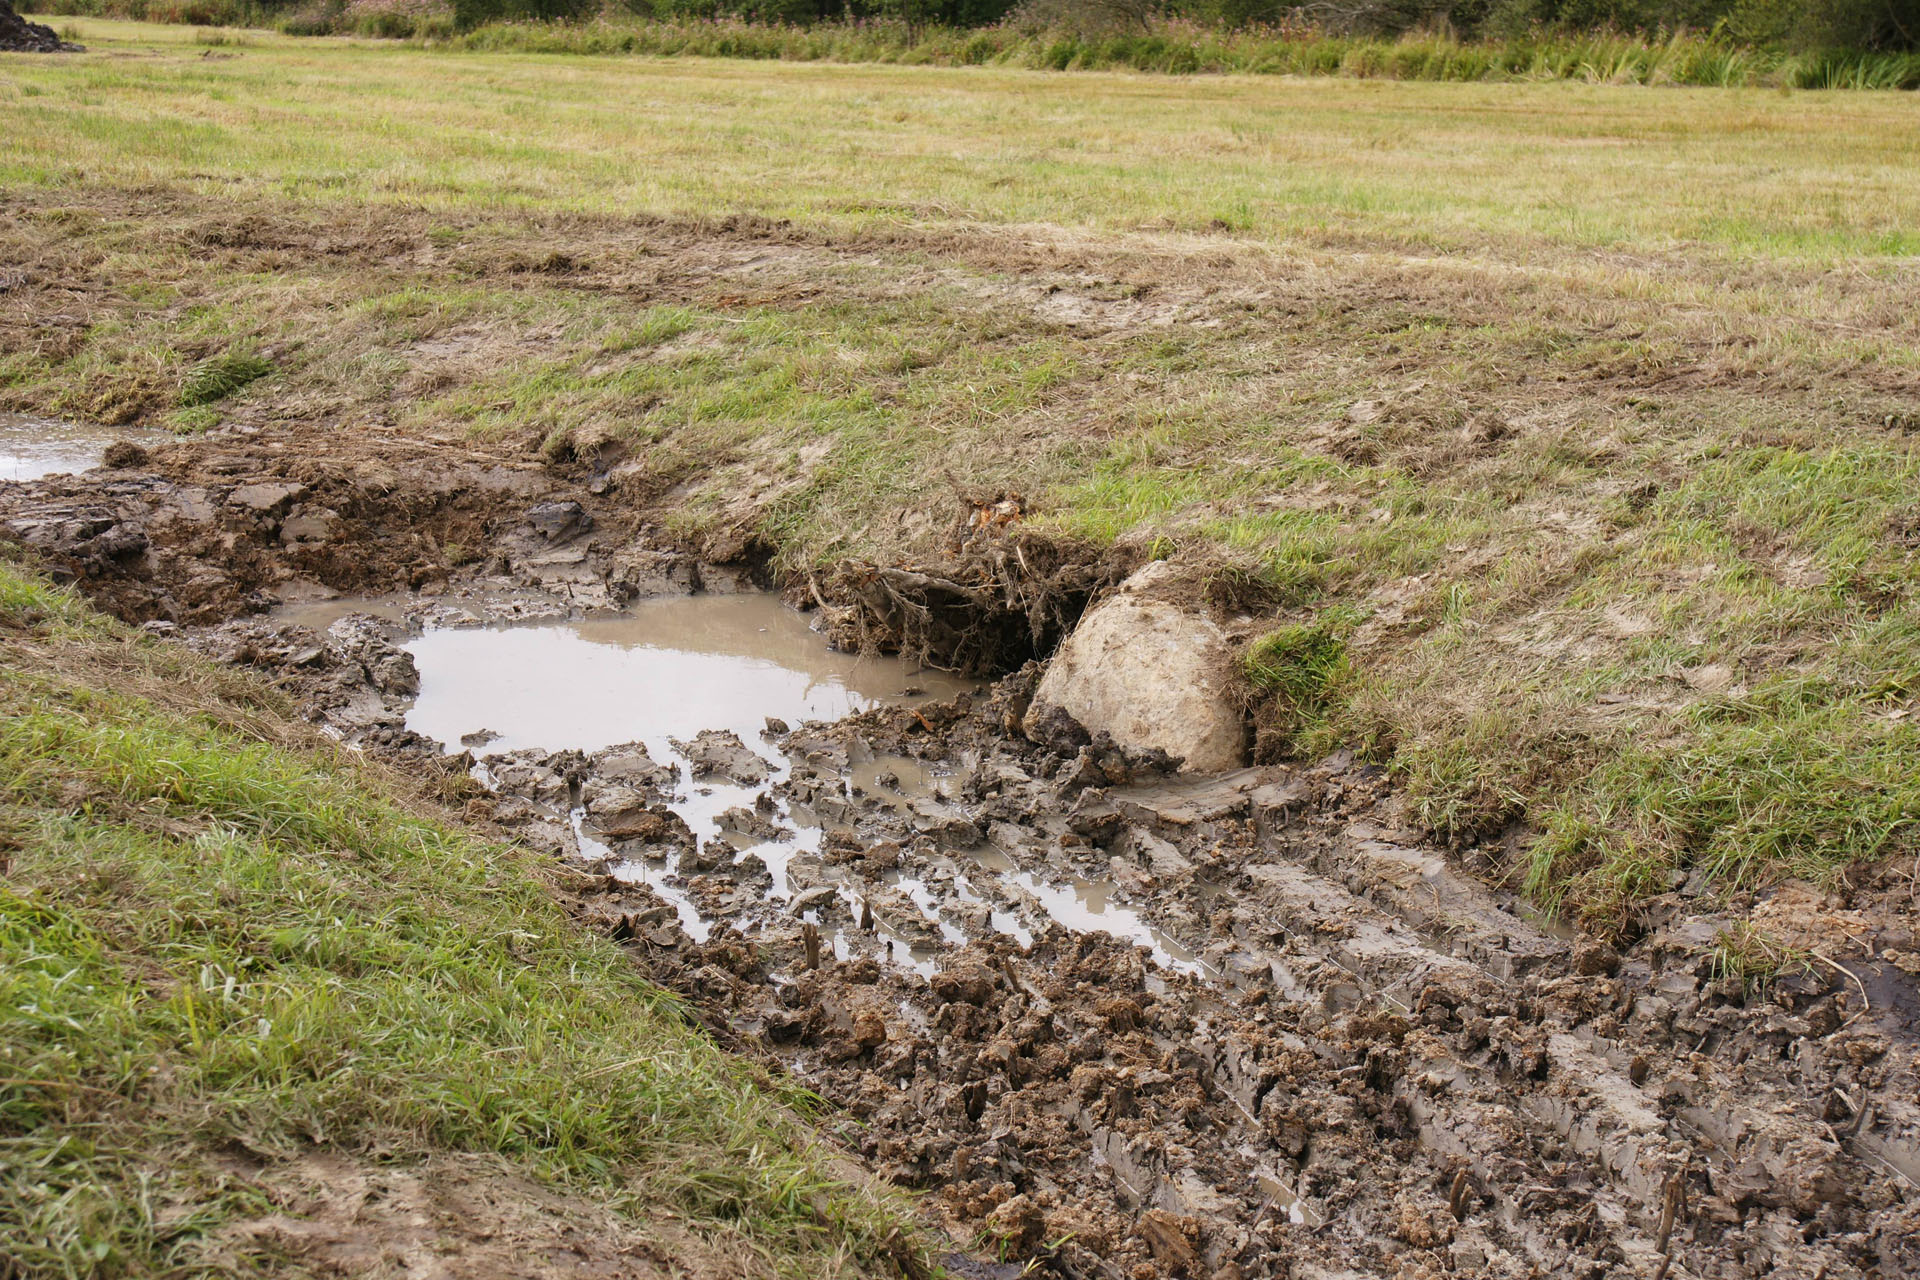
[1023,568,1246,773]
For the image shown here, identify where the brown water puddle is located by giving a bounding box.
[401,593,976,753]
[345,591,1200,975]
[0,413,163,483]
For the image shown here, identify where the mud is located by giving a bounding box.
[0,421,743,629]
[576,694,1920,1280]
[178,588,1920,1280]
[5,438,1919,1279]
[0,413,1097,681]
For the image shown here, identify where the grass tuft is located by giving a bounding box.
[1710,921,1815,991]
[1247,617,1350,712]
[179,353,273,407]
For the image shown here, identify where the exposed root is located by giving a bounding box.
[819,533,1121,677]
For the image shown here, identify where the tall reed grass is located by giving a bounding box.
[440,15,1920,89]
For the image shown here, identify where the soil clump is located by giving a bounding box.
[0,0,78,51]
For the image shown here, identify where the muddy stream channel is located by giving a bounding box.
[218,577,1920,1280]
[12,416,1916,1276]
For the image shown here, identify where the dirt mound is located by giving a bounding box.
[0,1,79,51]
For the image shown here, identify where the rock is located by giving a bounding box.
[671,729,772,786]
[101,440,149,469]
[527,500,592,542]
[228,482,306,516]
[280,508,339,544]
[1024,566,1247,773]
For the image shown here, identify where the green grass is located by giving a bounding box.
[178,351,273,406]
[436,17,1920,91]
[1709,920,1817,991]
[0,563,923,1277]
[1244,613,1355,752]
[21,6,1920,90]
[6,22,1920,259]
[3,23,1919,934]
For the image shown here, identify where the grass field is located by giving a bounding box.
[4,21,1920,934]
[6,22,1920,255]
[0,560,922,1277]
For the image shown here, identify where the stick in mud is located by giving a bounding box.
[1655,1175,1681,1254]
[1448,1167,1471,1221]
[802,922,821,970]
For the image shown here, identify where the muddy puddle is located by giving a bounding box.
[289,591,1199,977]
[0,413,160,483]
[401,594,973,753]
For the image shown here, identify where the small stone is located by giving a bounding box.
[527,500,592,541]
[227,482,306,515]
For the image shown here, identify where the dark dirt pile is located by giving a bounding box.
[0,0,79,51]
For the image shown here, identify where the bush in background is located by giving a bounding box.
[19,0,1917,61]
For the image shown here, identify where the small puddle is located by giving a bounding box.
[402,594,972,753]
[319,590,1204,976]
[0,413,162,483]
